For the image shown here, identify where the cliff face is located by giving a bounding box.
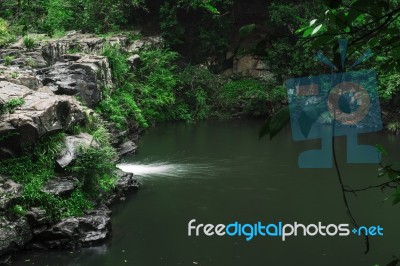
[0,32,151,265]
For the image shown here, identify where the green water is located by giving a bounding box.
[14,120,400,266]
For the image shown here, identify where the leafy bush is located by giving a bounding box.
[3,55,14,66]
[0,18,15,47]
[0,97,25,116]
[23,36,36,50]
[219,78,286,117]
[387,121,400,134]
[98,46,179,128]
[171,65,223,120]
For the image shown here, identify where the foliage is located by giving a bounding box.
[171,65,222,121]
[387,121,400,134]
[23,36,36,50]
[98,45,179,128]
[0,18,15,47]
[0,116,118,221]
[159,0,233,63]
[220,78,286,117]
[3,56,13,66]
[0,98,25,116]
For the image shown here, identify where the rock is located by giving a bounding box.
[0,217,32,258]
[0,81,85,151]
[39,54,113,107]
[41,31,129,64]
[36,206,111,249]
[117,141,137,157]
[0,178,22,211]
[127,36,164,53]
[114,169,139,193]
[56,133,98,168]
[127,54,140,70]
[26,208,50,228]
[42,176,78,197]
[0,66,41,90]
[233,55,272,77]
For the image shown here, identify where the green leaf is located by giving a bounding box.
[375,144,388,156]
[303,28,313,37]
[311,24,323,35]
[309,19,317,26]
[239,24,256,39]
[393,194,400,205]
[269,107,290,140]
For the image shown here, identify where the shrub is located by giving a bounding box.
[0,97,25,116]
[3,55,14,66]
[387,121,400,134]
[219,78,286,117]
[0,18,15,47]
[23,36,36,50]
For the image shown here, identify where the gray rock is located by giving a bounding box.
[114,169,139,193]
[117,140,137,157]
[127,54,140,69]
[42,176,78,197]
[36,206,111,249]
[0,217,32,257]
[127,36,164,53]
[0,66,41,90]
[0,82,85,149]
[26,208,50,228]
[56,133,98,168]
[0,178,22,211]
[39,54,113,107]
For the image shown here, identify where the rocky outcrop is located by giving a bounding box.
[34,206,111,249]
[0,32,143,264]
[0,178,22,212]
[0,81,84,153]
[117,140,137,157]
[42,177,78,197]
[0,66,41,90]
[0,217,32,261]
[39,54,113,107]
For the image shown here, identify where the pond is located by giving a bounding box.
[14,120,400,266]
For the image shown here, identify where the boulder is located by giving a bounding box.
[0,66,41,90]
[35,206,111,249]
[56,133,98,168]
[0,178,22,211]
[127,36,164,53]
[0,217,32,258]
[42,176,78,197]
[0,82,85,150]
[117,140,137,157]
[114,169,139,193]
[127,54,140,70]
[39,54,113,107]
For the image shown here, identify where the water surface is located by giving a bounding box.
[14,120,400,266]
